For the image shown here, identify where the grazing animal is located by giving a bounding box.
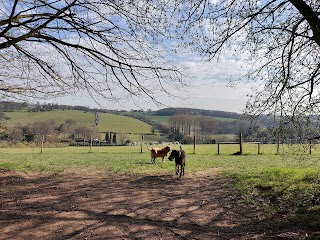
[168,147,186,179]
[147,146,171,163]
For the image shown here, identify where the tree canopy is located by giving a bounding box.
[0,0,319,122]
[209,0,320,121]
[199,0,319,136]
[196,0,320,136]
[0,0,188,105]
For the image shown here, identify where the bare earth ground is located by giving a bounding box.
[1,168,319,240]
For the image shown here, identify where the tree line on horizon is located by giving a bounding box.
[1,101,320,145]
[0,101,245,145]
[0,101,240,119]
[0,1,318,145]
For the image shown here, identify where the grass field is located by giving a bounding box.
[1,143,320,174]
[3,110,153,141]
[1,143,320,225]
[4,110,95,127]
[2,110,237,143]
[129,112,236,125]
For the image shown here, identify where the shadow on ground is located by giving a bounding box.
[0,168,319,239]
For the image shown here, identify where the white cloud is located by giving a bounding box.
[49,82,249,113]
[47,51,251,113]
[38,38,251,113]
[162,51,251,113]
[167,82,249,113]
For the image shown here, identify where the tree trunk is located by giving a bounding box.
[289,0,320,47]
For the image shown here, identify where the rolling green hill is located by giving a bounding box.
[4,110,94,127]
[98,113,151,133]
[3,110,152,134]
[153,107,239,120]
[125,110,237,125]
[1,105,239,143]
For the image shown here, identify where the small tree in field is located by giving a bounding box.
[118,133,128,145]
[105,132,110,144]
[6,124,23,144]
[32,120,55,142]
[0,112,6,128]
[73,126,95,141]
[112,133,117,145]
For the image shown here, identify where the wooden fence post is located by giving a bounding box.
[40,135,44,154]
[309,140,312,155]
[140,135,144,153]
[276,134,280,154]
[193,135,196,154]
[89,135,92,153]
[239,133,243,155]
[217,143,220,155]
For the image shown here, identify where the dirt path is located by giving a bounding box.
[0,169,316,239]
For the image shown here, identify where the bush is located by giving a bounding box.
[181,135,194,144]
[0,141,10,148]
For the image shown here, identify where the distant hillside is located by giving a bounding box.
[0,101,239,120]
[0,101,239,134]
[153,108,240,119]
[3,110,152,134]
[0,102,245,143]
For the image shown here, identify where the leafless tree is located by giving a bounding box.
[0,112,6,128]
[58,119,76,137]
[118,132,128,145]
[177,0,319,139]
[0,0,189,106]
[32,120,56,141]
[169,114,220,141]
[73,125,95,140]
[203,1,319,125]
[1,0,319,129]
[6,124,24,143]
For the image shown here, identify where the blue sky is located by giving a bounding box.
[49,52,250,113]
[15,0,251,113]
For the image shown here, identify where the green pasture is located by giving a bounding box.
[1,143,320,175]
[4,110,94,127]
[214,116,237,122]
[1,143,320,225]
[145,114,236,124]
[127,112,236,125]
[98,113,151,133]
[147,115,171,124]
[127,112,171,125]
[1,143,320,173]
[3,110,152,135]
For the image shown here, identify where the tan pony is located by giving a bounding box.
[147,146,171,163]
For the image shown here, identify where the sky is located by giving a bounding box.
[49,54,251,114]
[23,0,251,114]
[173,54,251,113]
[3,0,318,115]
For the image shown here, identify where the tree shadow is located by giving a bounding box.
[0,170,318,239]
